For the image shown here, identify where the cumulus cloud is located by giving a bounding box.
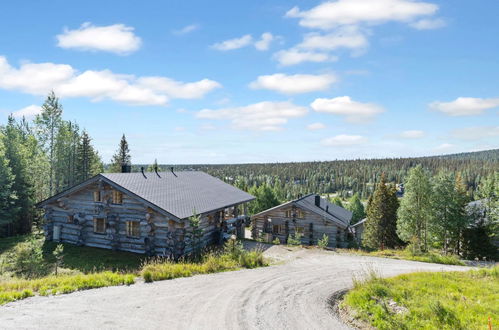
[430,97,499,116]
[298,26,368,52]
[311,96,384,123]
[273,49,337,66]
[307,122,326,130]
[249,73,337,94]
[11,105,42,118]
[410,18,446,30]
[400,130,425,139]
[173,24,200,35]
[434,143,455,152]
[321,134,367,146]
[56,23,142,54]
[286,0,439,30]
[450,126,499,141]
[0,56,220,106]
[212,32,277,51]
[254,33,275,51]
[196,101,308,131]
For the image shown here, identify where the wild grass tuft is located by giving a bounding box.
[343,266,499,330]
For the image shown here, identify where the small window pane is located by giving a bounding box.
[94,218,106,233]
[112,190,123,204]
[93,191,101,202]
[126,221,140,237]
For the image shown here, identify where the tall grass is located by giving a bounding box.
[342,266,499,329]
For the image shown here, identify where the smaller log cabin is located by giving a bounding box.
[251,194,352,247]
[38,170,254,258]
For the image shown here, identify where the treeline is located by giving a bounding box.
[363,166,498,260]
[0,92,103,237]
[140,149,498,201]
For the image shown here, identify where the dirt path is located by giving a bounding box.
[0,247,470,330]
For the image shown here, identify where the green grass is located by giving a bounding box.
[0,234,268,305]
[338,248,465,266]
[342,266,498,329]
[1,234,146,274]
[142,249,268,282]
[0,272,135,305]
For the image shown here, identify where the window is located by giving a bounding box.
[295,226,304,234]
[208,215,214,225]
[272,225,280,234]
[285,210,292,218]
[297,210,305,219]
[126,221,140,237]
[94,218,106,234]
[93,191,101,202]
[112,190,123,204]
[67,214,74,224]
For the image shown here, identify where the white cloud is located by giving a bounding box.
[311,96,384,123]
[400,130,425,139]
[212,32,277,51]
[196,101,308,131]
[286,0,439,30]
[410,18,446,30]
[321,134,367,146]
[430,97,499,116]
[0,56,220,106]
[173,24,200,35]
[273,49,337,66]
[450,126,499,141]
[254,33,275,51]
[307,122,326,130]
[298,27,368,52]
[211,34,253,51]
[434,143,455,152]
[137,77,221,99]
[249,73,337,94]
[56,22,141,54]
[11,105,42,118]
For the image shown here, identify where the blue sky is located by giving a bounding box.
[0,0,498,164]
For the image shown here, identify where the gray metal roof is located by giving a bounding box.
[100,171,255,219]
[252,194,352,228]
[296,194,352,227]
[38,171,254,220]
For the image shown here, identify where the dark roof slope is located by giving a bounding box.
[39,171,255,220]
[252,194,352,228]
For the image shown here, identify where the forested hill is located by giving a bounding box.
[139,149,498,200]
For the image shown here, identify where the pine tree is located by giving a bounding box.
[110,134,131,172]
[330,196,344,208]
[248,183,280,214]
[347,193,366,224]
[35,91,63,195]
[2,116,35,234]
[147,159,159,172]
[0,135,17,237]
[362,174,399,249]
[397,165,433,252]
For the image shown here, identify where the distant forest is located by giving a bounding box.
[134,149,499,201]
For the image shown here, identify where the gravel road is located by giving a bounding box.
[0,246,470,330]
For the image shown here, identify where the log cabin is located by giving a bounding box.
[251,194,352,247]
[37,169,255,258]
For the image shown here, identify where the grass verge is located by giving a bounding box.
[338,248,465,266]
[342,266,498,329]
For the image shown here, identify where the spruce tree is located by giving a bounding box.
[347,193,366,224]
[362,174,399,249]
[330,196,344,208]
[110,134,131,172]
[35,91,63,195]
[397,165,433,251]
[0,135,17,237]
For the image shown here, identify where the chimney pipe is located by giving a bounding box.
[141,167,147,179]
[315,195,321,207]
[170,166,177,177]
[154,165,161,178]
[121,164,131,173]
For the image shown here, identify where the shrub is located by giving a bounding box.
[318,234,329,249]
[7,237,47,278]
[272,237,280,245]
[238,249,267,268]
[287,232,302,246]
[52,244,64,275]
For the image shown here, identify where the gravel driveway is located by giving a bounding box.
[0,246,470,330]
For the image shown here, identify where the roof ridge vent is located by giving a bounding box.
[154,165,161,178]
[141,167,147,179]
[170,167,177,177]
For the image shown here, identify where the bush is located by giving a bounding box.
[7,237,48,278]
[287,232,302,246]
[318,234,329,249]
[272,237,281,245]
